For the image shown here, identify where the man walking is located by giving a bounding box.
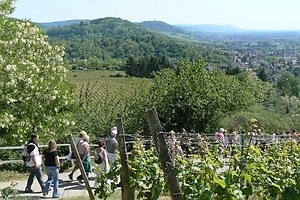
[25,134,45,193]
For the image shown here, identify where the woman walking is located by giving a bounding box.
[94,140,110,187]
[42,140,60,198]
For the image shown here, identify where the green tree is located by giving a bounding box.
[148,60,256,132]
[0,1,75,145]
[256,67,268,82]
[277,72,300,97]
[292,67,300,77]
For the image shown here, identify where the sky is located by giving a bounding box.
[9,0,300,31]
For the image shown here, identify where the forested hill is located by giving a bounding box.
[38,19,84,29]
[45,17,231,71]
[138,20,188,35]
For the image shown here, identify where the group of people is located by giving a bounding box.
[23,128,118,198]
[67,129,118,186]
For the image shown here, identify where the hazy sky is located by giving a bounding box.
[10,0,300,31]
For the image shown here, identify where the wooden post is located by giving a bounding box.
[69,135,95,200]
[116,118,135,200]
[145,108,185,200]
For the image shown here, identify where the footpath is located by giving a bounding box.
[0,171,98,199]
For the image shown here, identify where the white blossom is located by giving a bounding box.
[1,13,74,143]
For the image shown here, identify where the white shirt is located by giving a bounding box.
[26,144,42,167]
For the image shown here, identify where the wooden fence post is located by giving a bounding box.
[68,134,95,200]
[145,108,185,200]
[116,118,135,200]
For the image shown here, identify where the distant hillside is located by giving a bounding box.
[45,17,232,70]
[38,19,244,33]
[177,24,244,33]
[139,20,187,35]
[37,19,85,29]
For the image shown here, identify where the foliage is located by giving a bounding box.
[124,55,173,78]
[221,104,294,133]
[147,60,256,132]
[0,0,15,15]
[175,140,300,199]
[121,80,153,134]
[0,2,75,145]
[127,139,167,199]
[94,133,300,200]
[256,66,269,82]
[0,182,18,199]
[277,72,300,97]
[221,91,300,133]
[224,65,244,76]
[94,138,167,200]
[235,71,272,103]
[94,157,121,199]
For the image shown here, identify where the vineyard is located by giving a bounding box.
[96,132,300,200]
[67,70,151,102]
[88,110,300,200]
[66,70,151,136]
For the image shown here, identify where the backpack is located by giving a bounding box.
[95,152,103,164]
[21,143,34,162]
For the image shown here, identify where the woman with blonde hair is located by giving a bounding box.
[42,140,60,198]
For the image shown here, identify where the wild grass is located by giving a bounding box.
[0,170,27,182]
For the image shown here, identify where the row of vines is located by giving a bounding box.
[95,137,300,200]
[67,72,151,138]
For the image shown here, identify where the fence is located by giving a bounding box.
[0,133,297,165]
[0,135,152,164]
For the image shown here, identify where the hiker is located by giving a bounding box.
[25,134,45,193]
[42,140,61,198]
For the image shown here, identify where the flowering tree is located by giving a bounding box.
[0,0,75,145]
